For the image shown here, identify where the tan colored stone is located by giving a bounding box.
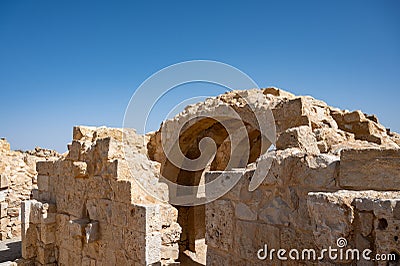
[340,148,400,190]
[276,125,319,154]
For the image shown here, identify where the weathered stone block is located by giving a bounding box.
[233,220,280,262]
[73,161,88,178]
[73,126,96,141]
[307,191,354,246]
[36,161,55,176]
[124,229,146,262]
[339,148,400,190]
[127,204,161,233]
[276,126,319,154]
[0,173,9,188]
[111,202,128,227]
[37,175,49,191]
[40,223,56,244]
[0,202,8,218]
[36,243,56,264]
[205,199,234,251]
[235,202,257,221]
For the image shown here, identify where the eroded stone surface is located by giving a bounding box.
[17,127,181,266]
[0,139,60,240]
[6,87,400,265]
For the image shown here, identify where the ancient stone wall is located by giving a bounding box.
[18,126,182,265]
[0,138,60,240]
[14,88,400,265]
[148,88,400,265]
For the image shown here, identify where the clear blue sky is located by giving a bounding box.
[0,0,399,152]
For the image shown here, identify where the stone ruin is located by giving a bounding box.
[0,139,60,240]
[0,88,399,265]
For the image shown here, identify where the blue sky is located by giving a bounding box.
[0,0,399,152]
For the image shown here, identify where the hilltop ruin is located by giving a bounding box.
[1,88,399,265]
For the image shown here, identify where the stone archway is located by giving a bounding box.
[147,92,270,264]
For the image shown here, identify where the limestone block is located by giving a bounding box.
[233,220,280,262]
[67,140,85,161]
[55,160,74,177]
[0,202,8,218]
[0,173,9,188]
[159,204,179,227]
[0,138,10,152]
[73,126,97,141]
[344,110,365,123]
[36,161,55,176]
[374,219,400,256]
[273,97,311,132]
[145,232,162,265]
[204,170,246,201]
[115,250,130,266]
[55,214,70,249]
[101,159,129,179]
[111,201,128,227]
[127,204,161,233]
[95,138,124,160]
[124,229,146,262]
[161,222,181,244]
[37,203,56,225]
[206,247,233,266]
[7,207,19,217]
[339,148,400,190]
[30,201,45,224]
[235,202,257,221]
[87,175,113,200]
[276,126,319,154]
[358,212,373,237]
[40,222,56,244]
[37,175,49,191]
[86,199,100,221]
[258,196,291,226]
[161,243,179,261]
[93,127,124,142]
[205,199,234,251]
[263,87,295,98]
[82,257,97,266]
[331,110,386,144]
[307,192,354,247]
[100,223,123,246]
[36,243,56,264]
[56,189,85,217]
[96,199,113,223]
[73,161,88,178]
[280,227,316,253]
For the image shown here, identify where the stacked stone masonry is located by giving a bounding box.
[3,87,399,265]
[17,127,181,265]
[0,138,60,240]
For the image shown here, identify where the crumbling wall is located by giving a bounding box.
[147,88,400,265]
[200,90,400,265]
[15,88,400,265]
[308,190,400,265]
[18,126,182,265]
[0,138,60,240]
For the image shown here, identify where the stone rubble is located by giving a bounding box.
[0,138,61,240]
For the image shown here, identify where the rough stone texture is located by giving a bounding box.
[10,87,400,265]
[17,126,181,266]
[307,190,400,264]
[339,148,400,190]
[0,139,60,240]
[146,88,400,265]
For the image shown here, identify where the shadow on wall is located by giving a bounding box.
[0,239,21,263]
